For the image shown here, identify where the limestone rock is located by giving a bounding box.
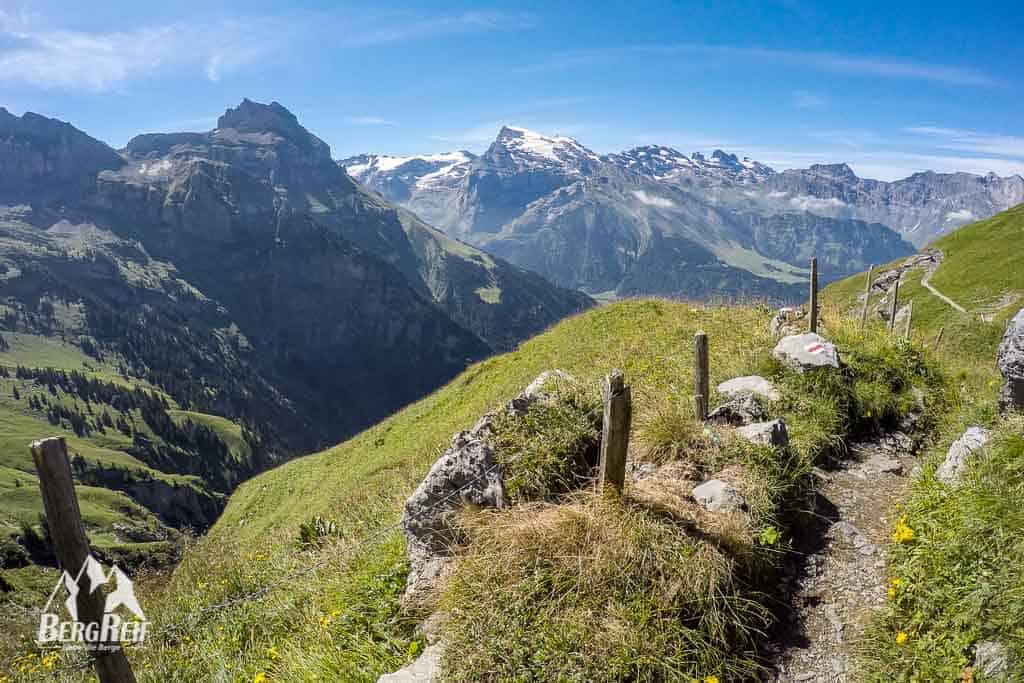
[707,394,768,426]
[773,333,841,373]
[692,479,746,513]
[377,643,444,683]
[717,375,781,402]
[974,640,1010,678]
[997,308,1024,412]
[736,419,789,448]
[935,426,991,486]
[401,371,573,602]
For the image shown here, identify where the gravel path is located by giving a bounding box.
[771,432,916,682]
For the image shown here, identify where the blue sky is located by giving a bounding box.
[2,0,1023,180]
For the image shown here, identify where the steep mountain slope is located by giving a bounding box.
[763,163,1024,246]
[0,102,591,572]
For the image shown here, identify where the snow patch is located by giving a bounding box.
[139,159,173,177]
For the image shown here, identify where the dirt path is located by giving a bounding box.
[771,432,916,682]
[920,265,967,314]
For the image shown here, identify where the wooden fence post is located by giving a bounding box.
[31,437,137,683]
[809,256,819,334]
[859,264,874,329]
[903,299,914,340]
[599,370,631,494]
[693,331,709,421]
[888,278,900,333]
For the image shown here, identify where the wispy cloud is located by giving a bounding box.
[344,116,398,127]
[904,126,1024,157]
[339,10,533,47]
[0,9,530,93]
[0,12,283,92]
[793,90,827,109]
[522,43,1004,88]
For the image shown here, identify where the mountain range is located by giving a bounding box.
[0,100,590,552]
[343,127,1024,299]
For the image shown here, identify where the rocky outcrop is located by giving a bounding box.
[773,333,841,372]
[377,644,444,683]
[935,427,991,486]
[717,375,780,402]
[707,394,769,426]
[692,479,746,513]
[770,308,807,337]
[974,640,1010,678]
[997,309,1024,412]
[400,371,573,603]
[736,419,790,448]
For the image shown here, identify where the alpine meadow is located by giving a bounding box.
[1,3,1023,682]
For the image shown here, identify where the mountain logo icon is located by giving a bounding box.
[37,554,148,649]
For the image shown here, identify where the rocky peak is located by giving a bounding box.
[809,163,858,181]
[216,99,329,157]
[484,126,600,174]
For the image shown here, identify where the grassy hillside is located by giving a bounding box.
[0,298,941,680]
[824,204,1024,679]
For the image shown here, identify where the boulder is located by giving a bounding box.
[735,419,789,448]
[770,307,806,337]
[692,479,746,513]
[935,426,991,486]
[772,333,841,373]
[707,394,768,426]
[377,643,444,683]
[716,375,781,402]
[997,308,1024,413]
[974,640,1010,678]
[400,371,573,602]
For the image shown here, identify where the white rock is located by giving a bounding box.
[997,308,1024,413]
[935,426,991,486]
[717,375,781,402]
[692,479,746,513]
[772,333,841,372]
[736,419,789,448]
[378,643,444,682]
[974,640,1010,678]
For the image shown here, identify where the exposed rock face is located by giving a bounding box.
[717,376,780,402]
[692,479,746,513]
[0,108,124,204]
[400,372,572,602]
[736,419,789,448]
[936,427,991,485]
[997,309,1024,412]
[773,333,841,372]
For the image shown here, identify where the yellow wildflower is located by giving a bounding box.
[892,516,915,543]
[706,677,720,683]
[254,673,267,683]
[896,631,909,645]
[887,586,896,600]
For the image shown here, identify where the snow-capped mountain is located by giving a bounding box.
[340,123,1023,300]
[604,146,775,185]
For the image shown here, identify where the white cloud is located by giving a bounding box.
[789,195,847,212]
[945,209,975,223]
[904,126,1024,158]
[344,116,398,127]
[340,10,533,47]
[0,14,282,92]
[631,190,675,208]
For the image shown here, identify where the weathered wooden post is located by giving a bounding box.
[693,331,710,421]
[31,437,137,683]
[809,256,819,334]
[888,278,900,333]
[903,299,914,339]
[598,370,631,494]
[859,265,874,329]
